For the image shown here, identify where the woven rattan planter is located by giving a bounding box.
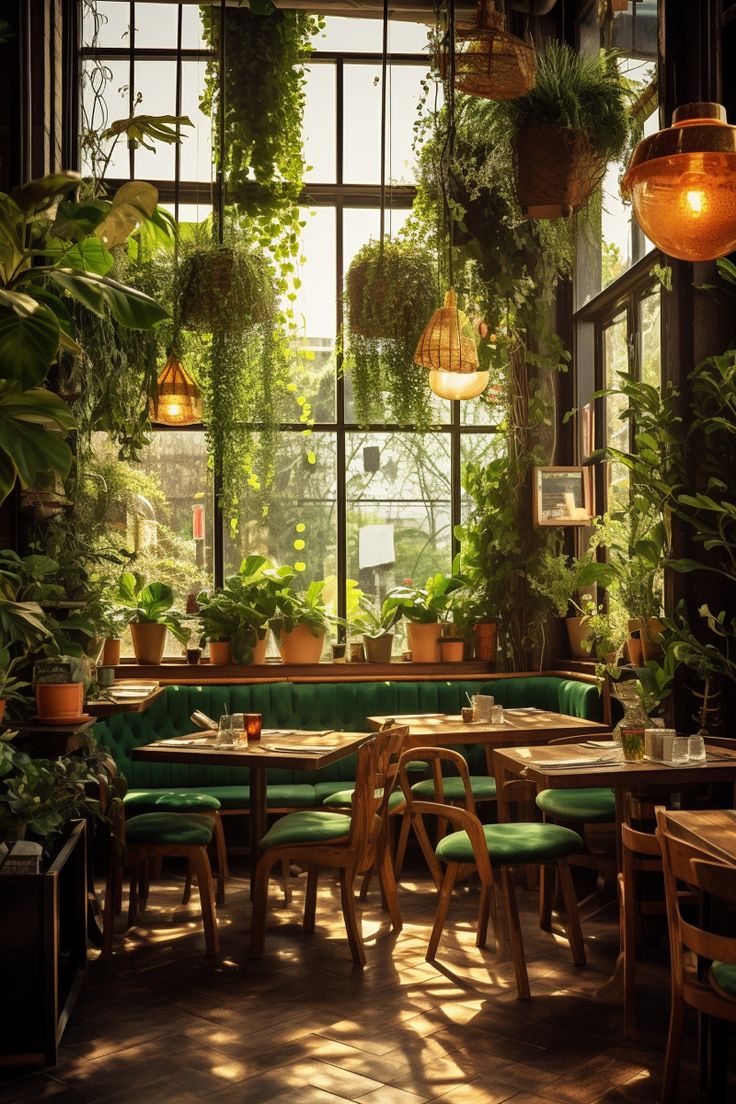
[179,247,272,333]
[513,126,607,218]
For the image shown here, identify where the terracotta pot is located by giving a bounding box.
[278,625,326,665]
[350,642,365,663]
[628,618,665,663]
[473,622,498,665]
[566,616,590,660]
[363,632,394,664]
[36,682,84,720]
[130,622,167,665]
[249,633,268,665]
[626,632,643,666]
[439,639,465,663]
[208,640,232,665]
[0,700,5,724]
[407,622,442,664]
[101,638,121,667]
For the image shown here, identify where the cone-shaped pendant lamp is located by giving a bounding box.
[150,353,202,425]
[414,289,489,399]
[622,102,736,261]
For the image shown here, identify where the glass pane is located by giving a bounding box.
[82,1,131,47]
[342,207,449,425]
[288,207,337,421]
[92,431,214,658]
[603,311,630,509]
[343,64,426,185]
[180,60,213,181]
[223,432,337,591]
[161,202,213,226]
[81,59,131,180]
[346,432,452,639]
[320,16,428,54]
[131,3,179,47]
[181,6,207,49]
[639,288,661,388]
[303,64,337,183]
[460,433,506,526]
[133,60,178,180]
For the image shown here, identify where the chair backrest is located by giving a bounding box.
[398,747,477,817]
[655,809,736,995]
[350,726,408,870]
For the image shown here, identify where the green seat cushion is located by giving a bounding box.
[125,812,214,847]
[260,810,352,849]
[411,776,497,802]
[124,789,221,813]
[709,962,736,999]
[314,780,357,802]
[322,787,406,812]
[536,788,616,823]
[436,822,583,867]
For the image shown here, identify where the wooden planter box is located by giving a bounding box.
[0,820,87,1066]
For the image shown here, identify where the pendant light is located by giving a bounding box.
[622,102,736,262]
[415,0,487,401]
[453,0,536,101]
[150,352,202,425]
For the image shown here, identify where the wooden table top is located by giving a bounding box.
[368,709,609,744]
[87,684,166,719]
[664,809,736,865]
[132,729,371,771]
[493,743,736,789]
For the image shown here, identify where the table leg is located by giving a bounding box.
[493,760,513,823]
[249,764,268,899]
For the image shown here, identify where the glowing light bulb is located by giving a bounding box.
[429,370,489,400]
[685,188,705,214]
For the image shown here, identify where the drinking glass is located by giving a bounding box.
[490,705,504,724]
[688,733,706,762]
[217,714,233,746]
[671,735,690,765]
[231,712,248,747]
[245,713,263,742]
[620,728,645,762]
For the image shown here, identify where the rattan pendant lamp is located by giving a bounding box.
[415,0,487,401]
[454,0,536,101]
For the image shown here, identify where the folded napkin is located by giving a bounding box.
[540,756,619,769]
[264,743,339,754]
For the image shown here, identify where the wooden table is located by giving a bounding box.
[87,683,166,720]
[492,743,736,863]
[664,809,736,864]
[368,710,610,774]
[132,730,371,893]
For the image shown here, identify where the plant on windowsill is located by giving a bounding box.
[114,573,188,666]
[492,41,638,218]
[527,538,604,660]
[352,596,402,664]
[345,237,438,429]
[269,569,331,665]
[196,555,279,666]
[383,573,465,664]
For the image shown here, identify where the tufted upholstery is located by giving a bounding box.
[93,677,601,798]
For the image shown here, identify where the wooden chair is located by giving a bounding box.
[250,727,406,967]
[399,747,586,1000]
[655,809,736,1103]
[618,820,664,1039]
[102,777,219,957]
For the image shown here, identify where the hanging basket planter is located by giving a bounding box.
[452,0,536,101]
[512,125,608,219]
[177,245,274,334]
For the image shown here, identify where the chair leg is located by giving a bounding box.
[282,858,293,906]
[304,864,319,933]
[618,871,637,1040]
[212,815,227,907]
[394,810,411,878]
[661,991,686,1104]
[127,867,139,928]
[500,867,530,1000]
[189,847,219,955]
[250,851,280,957]
[150,855,164,879]
[539,863,554,932]
[340,866,366,967]
[556,859,586,968]
[181,862,193,905]
[427,862,458,963]
[358,868,373,902]
[377,844,402,932]
[412,813,444,889]
[476,881,491,949]
[138,860,150,908]
[114,861,124,916]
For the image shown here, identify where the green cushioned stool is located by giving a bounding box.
[125,812,215,847]
[124,789,221,814]
[260,810,352,849]
[412,776,497,803]
[323,788,406,812]
[535,788,615,824]
[398,745,587,1000]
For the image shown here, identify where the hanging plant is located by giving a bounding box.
[177,243,274,334]
[200,5,320,283]
[346,238,437,428]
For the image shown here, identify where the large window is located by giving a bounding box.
[81,3,501,623]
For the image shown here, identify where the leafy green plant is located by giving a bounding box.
[353,595,402,639]
[346,238,437,428]
[0,649,30,706]
[384,573,464,626]
[114,573,188,644]
[269,570,330,639]
[196,555,279,662]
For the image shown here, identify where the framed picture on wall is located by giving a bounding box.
[532,466,593,527]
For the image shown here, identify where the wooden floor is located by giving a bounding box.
[0,860,706,1103]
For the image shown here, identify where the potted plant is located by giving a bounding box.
[346,238,437,428]
[528,543,600,659]
[0,649,30,725]
[114,572,188,665]
[33,656,88,723]
[495,41,635,218]
[197,555,278,665]
[384,573,464,664]
[270,570,329,665]
[177,241,274,335]
[354,596,402,664]
[441,584,477,663]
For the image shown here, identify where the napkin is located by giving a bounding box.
[264,743,339,754]
[540,756,618,769]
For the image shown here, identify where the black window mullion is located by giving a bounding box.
[335,58,347,623]
[450,400,461,565]
[128,2,135,179]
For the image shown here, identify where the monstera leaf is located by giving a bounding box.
[0,384,76,504]
[95,181,159,248]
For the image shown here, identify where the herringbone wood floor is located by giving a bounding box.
[0,859,705,1103]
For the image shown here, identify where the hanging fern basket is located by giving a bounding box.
[513,125,608,219]
[178,246,274,334]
